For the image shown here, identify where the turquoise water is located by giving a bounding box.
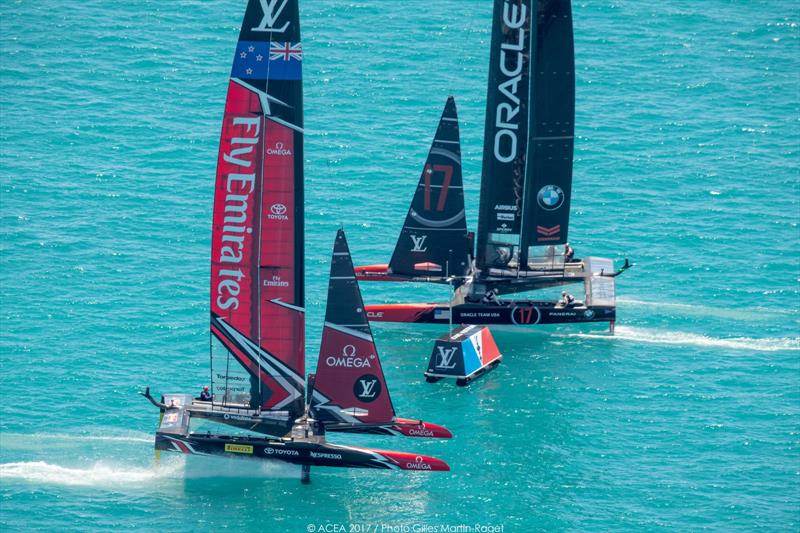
[1,0,798,530]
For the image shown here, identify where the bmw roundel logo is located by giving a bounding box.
[537,185,565,211]
[583,309,595,319]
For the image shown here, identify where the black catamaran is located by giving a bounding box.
[143,0,450,482]
[355,0,630,328]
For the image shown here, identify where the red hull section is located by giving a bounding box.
[354,264,407,282]
[366,304,438,323]
[372,449,450,472]
[393,418,453,439]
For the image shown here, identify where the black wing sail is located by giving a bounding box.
[388,97,471,278]
[475,0,535,270]
[519,0,575,261]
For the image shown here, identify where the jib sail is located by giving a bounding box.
[388,97,471,278]
[312,230,396,425]
[209,0,305,416]
[476,0,575,270]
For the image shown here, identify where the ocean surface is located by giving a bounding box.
[1,0,798,531]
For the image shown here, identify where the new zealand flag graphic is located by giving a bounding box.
[231,41,302,81]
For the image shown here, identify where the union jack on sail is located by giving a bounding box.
[270,42,303,61]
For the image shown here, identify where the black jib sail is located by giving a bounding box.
[387,97,471,278]
[476,0,575,270]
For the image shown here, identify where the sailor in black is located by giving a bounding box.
[564,243,575,262]
[198,386,211,401]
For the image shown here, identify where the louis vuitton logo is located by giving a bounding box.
[253,0,290,33]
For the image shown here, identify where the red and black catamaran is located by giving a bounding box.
[143,0,449,482]
[355,0,630,329]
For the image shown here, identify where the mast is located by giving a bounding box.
[475,0,535,271]
[209,0,305,416]
[518,0,575,267]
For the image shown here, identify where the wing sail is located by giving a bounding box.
[476,0,576,269]
[209,0,305,416]
[388,97,471,278]
[519,0,575,255]
[475,0,535,269]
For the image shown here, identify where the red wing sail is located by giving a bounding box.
[311,230,396,425]
[209,0,305,416]
[388,97,471,278]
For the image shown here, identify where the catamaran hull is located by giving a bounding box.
[152,395,452,440]
[354,263,590,293]
[324,418,453,438]
[190,409,451,438]
[156,433,449,471]
[365,302,615,326]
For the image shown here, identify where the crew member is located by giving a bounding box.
[482,289,501,306]
[198,385,211,401]
[564,243,575,262]
[559,291,576,307]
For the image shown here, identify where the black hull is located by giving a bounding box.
[365,301,615,326]
[155,432,449,471]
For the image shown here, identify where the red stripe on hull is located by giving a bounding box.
[364,303,437,323]
[354,264,408,282]
[371,449,450,472]
[393,418,453,439]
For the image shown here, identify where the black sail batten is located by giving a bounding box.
[475,0,535,270]
[388,97,470,278]
[519,0,575,265]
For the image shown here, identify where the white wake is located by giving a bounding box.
[0,460,180,487]
[617,298,800,321]
[0,454,298,487]
[571,325,800,352]
[0,432,154,452]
